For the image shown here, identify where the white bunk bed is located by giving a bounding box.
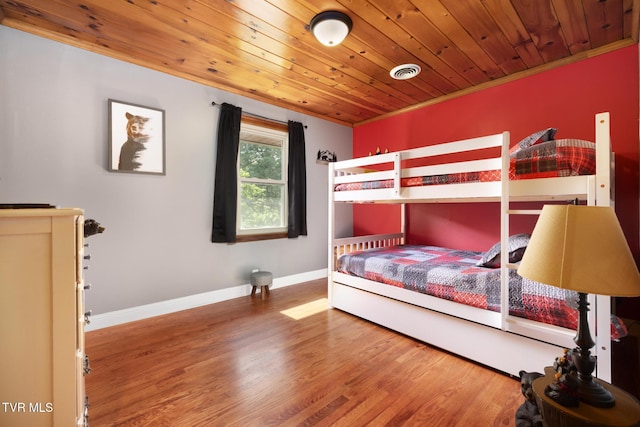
[328,112,614,380]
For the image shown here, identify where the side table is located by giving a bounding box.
[532,366,640,427]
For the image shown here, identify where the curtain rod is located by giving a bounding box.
[211,101,307,128]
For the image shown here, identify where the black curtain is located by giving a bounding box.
[287,121,307,238]
[211,103,242,243]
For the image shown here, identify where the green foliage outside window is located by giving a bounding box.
[239,140,285,230]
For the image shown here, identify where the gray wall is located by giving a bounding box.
[0,26,353,315]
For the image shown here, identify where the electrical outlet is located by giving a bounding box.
[251,268,259,273]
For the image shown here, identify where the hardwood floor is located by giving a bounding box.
[85,279,523,426]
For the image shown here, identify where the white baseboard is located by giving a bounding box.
[86,269,328,331]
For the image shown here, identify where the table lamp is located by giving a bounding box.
[517,204,640,408]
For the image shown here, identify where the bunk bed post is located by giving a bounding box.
[595,112,612,206]
[594,112,613,382]
[328,161,336,307]
[500,131,510,330]
[401,203,406,244]
[393,152,401,197]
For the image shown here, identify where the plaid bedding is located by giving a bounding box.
[512,139,596,178]
[337,245,580,329]
[334,139,595,192]
[337,244,628,339]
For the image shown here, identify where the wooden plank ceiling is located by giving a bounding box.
[0,0,638,126]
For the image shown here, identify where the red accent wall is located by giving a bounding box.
[353,46,639,261]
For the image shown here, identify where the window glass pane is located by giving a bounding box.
[239,182,285,229]
[239,140,282,180]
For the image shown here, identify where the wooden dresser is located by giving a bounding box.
[0,208,89,427]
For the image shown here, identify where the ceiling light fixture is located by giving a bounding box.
[390,64,422,80]
[310,11,352,47]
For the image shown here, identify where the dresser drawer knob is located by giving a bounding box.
[83,354,91,375]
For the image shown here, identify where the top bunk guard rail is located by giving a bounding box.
[331,132,509,203]
[331,113,611,205]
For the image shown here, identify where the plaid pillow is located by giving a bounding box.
[509,128,557,157]
[477,234,531,268]
[512,139,596,178]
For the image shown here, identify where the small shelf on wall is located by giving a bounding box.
[317,149,337,164]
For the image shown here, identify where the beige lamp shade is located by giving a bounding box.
[517,205,640,297]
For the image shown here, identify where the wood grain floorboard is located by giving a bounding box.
[85,279,523,426]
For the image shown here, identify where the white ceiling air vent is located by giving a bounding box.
[390,64,421,80]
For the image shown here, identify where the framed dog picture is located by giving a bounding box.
[108,99,166,175]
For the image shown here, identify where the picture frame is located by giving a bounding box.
[108,99,166,175]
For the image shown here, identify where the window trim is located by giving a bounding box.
[236,116,289,241]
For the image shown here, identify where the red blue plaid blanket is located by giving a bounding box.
[337,245,579,329]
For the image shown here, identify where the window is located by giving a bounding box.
[237,117,288,239]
